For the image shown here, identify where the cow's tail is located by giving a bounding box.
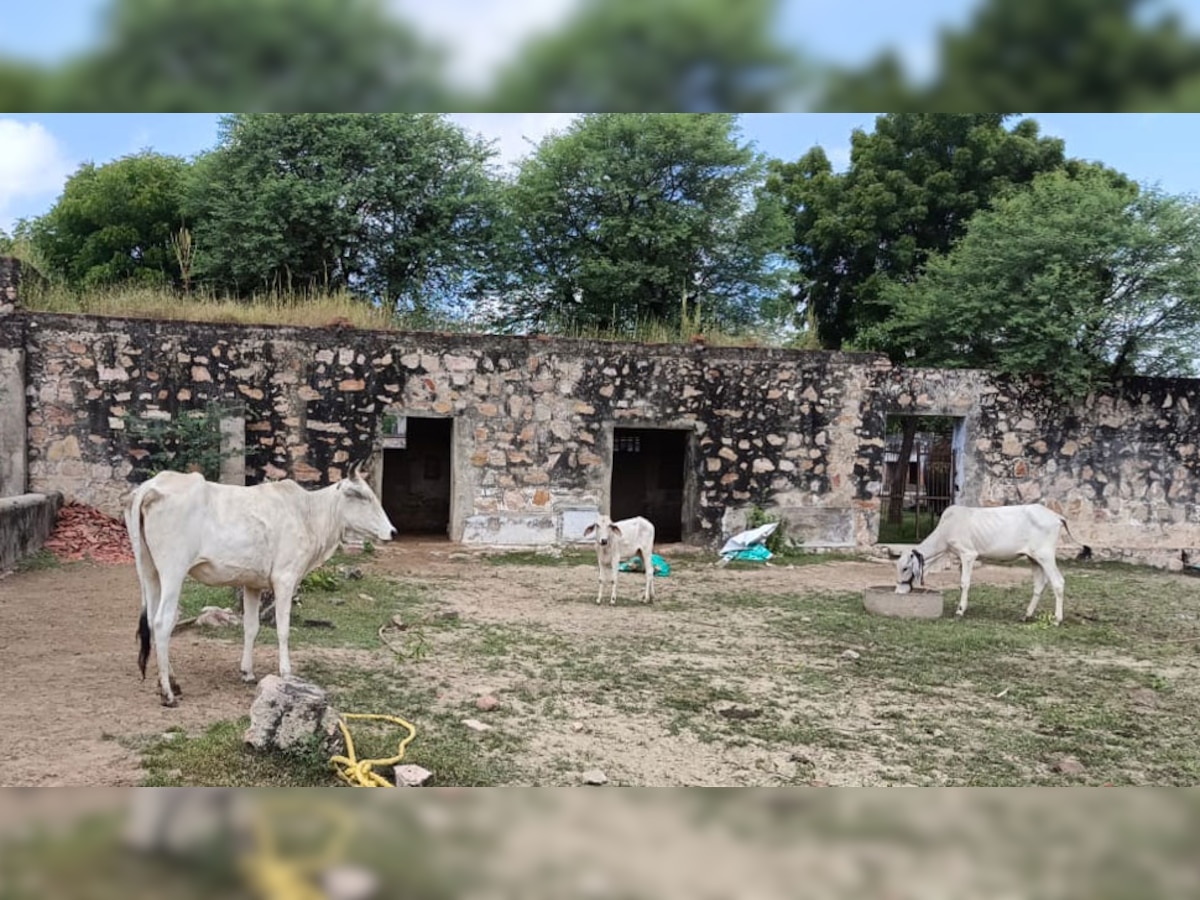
[1058,515,1093,561]
[126,484,156,679]
[137,608,151,679]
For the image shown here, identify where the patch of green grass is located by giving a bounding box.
[301,660,526,786]
[178,568,444,651]
[0,811,251,899]
[877,508,945,544]
[13,548,63,572]
[482,549,597,567]
[141,719,335,787]
[139,658,526,787]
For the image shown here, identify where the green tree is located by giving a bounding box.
[765,114,1072,349]
[50,0,449,112]
[30,151,190,289]
[863,170,1200,396]
[189,114,502,314]
[488,0,808,112]
[819,0,1200,112]
[500,113,791,333]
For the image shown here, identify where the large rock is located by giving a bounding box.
[244,675,344,755]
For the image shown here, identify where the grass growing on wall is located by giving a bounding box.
[17,282,782,347]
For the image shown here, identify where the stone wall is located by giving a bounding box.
[2,307,1197,566]
[0,257,19,313]
[0,492,63,571]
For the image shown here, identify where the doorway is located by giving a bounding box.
[877,414,965,544]
[610,427,689,543]
[382,416,453,537]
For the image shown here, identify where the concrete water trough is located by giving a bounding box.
[863,585,944,619]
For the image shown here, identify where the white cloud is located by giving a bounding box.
[391,0,579,90]
[0,120,73,233]
[448,113,579,171]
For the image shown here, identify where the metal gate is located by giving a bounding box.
[879,433,958,542]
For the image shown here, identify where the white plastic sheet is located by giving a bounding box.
[719,521,779,557]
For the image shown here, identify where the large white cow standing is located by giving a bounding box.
[125,460,397,706]
[894,502,1089,625]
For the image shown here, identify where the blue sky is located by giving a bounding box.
[3,113,1200,235]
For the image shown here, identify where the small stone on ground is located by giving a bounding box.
[1053,755,1085,776]
[582,769,608,785]
[394,764,433,787]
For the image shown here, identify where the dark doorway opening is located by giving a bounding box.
[382,417,453,537]
[877,415,965,544]
[611,427,688,543]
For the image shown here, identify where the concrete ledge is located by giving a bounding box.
[0,492,64,571]
[461,513,558,545]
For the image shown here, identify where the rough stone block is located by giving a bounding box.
[243,675,344,755]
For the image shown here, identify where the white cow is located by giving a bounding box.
[583,515,656,605]
[125,460,396,706]
[895,503,1089,625]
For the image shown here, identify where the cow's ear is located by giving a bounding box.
[609,523,623,537]
[583,524,596,537]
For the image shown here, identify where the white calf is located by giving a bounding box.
[895,503,1089,625]
[583,515,656,605]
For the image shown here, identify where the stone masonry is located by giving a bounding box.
[1,302,1197,568]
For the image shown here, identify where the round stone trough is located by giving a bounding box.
[863,585,944,619]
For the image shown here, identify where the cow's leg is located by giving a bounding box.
[610,559,619,605]
[642,550,653,603]
[954,551,977,619]
[165,602,183,695]
[595,563,604,605]
[1041,555,1066,625]
[153,575,184,706]
[240,588,263,684]
[1023,565,1048,622]
[271,579,297,678]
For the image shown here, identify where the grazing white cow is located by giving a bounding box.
[125,460,396,706]
[583,515,656,605]
[895,503,1089,625]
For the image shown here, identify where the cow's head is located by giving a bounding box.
[583,515,622,548]
[895,548,924,594]
[338,459,397,542]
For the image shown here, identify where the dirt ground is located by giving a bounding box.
[0,542,1040,787]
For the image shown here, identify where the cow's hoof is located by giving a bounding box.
[240,671,257,684]
[160,694,178,708]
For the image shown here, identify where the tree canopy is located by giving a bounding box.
[862,169,1200,395]
[500,113,791,333]
[53,0,449,112]
[765,114,1073,348]
[187,113,501,313]
[820,0,1200,112]
[489,0,807,113]
[30,151,189,289]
